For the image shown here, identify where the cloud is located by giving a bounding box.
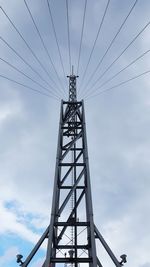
[31,258,45,267]
[0,246,19,266]
[140,264,150,267]
[0,201,40,244]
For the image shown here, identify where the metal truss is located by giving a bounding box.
[16,71,127,267]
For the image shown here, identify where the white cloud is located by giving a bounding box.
[0,95,23,126]
[31,258,45,267]
[0,201,40,244]
[0,246,19,266]
[140,264,150,267]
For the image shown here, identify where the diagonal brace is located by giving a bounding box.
[94,225,121,267]
[60,151,83,185]
[57,189,85,242]
[57,168,85,216]
[61,130,82,160]
[22,227,49,267]
[63,104,82,124]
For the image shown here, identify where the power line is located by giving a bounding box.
[79,0,111,89]
[47,0,68,88]
[0,6,57,88]
[0,74,59,100]
[66,0,71,73]
[81,0,139,95]
[85,19,150,95]
[23,0,66,97]
[84,48,150,99]
[0,37,64,98]
[76,0,87,76]
[0,57,61,99]
[85,69,150,100]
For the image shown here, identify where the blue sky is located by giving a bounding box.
[0,0,150,266]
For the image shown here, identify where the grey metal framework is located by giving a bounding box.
[16,70,127,267]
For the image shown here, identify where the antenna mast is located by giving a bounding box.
[16,70,127,267]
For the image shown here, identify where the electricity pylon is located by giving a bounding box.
[16,68,127,267]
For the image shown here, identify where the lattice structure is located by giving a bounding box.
[16,71,127,267]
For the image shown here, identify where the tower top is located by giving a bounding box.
[67,65,78,102]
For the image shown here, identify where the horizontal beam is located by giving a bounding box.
[50,257,92,263]
[63,101,82,104]
[56,245,88,249]
[59,163,85,166]
[59,186,85,189]
[61,148,83,151]
[62,121,82,126]
[63,133,80,137]
[55,222,89,226]
[62,126,82,130]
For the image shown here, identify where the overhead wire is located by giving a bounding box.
[0,57,61,99]
[79,0,111,90]
[84,48,150,99]
[0,37,63,98]
[85,69,150,100]
[81,0,139,95]
[83,19,150,98]
[23,0,66,97]
[0,74,59,100]
[47,0,68,88]
[1,2,149,101]
[66,0,71,74]
[0,6,59,92]
[76,0,87,76]
[0,36,57,91]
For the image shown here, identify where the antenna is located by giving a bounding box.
[17,71,127,267]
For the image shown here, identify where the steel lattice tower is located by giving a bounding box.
[16,69,127,267]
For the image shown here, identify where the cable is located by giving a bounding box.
[47,0,67,88]
[79,0,111,89]
[0,37,53,89]
[0,6,57,88]
[23,0,66,97]
[0,74,59,100]
[84,48,150,99]
[85,19,150,95]
[77,0,87,76]
[0,57,61,99]
[82,0,139,94]
[0,37,63,98]
[85,70,150,100]
[66,0,71,73]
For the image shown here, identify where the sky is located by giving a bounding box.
[0,0,150,266]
